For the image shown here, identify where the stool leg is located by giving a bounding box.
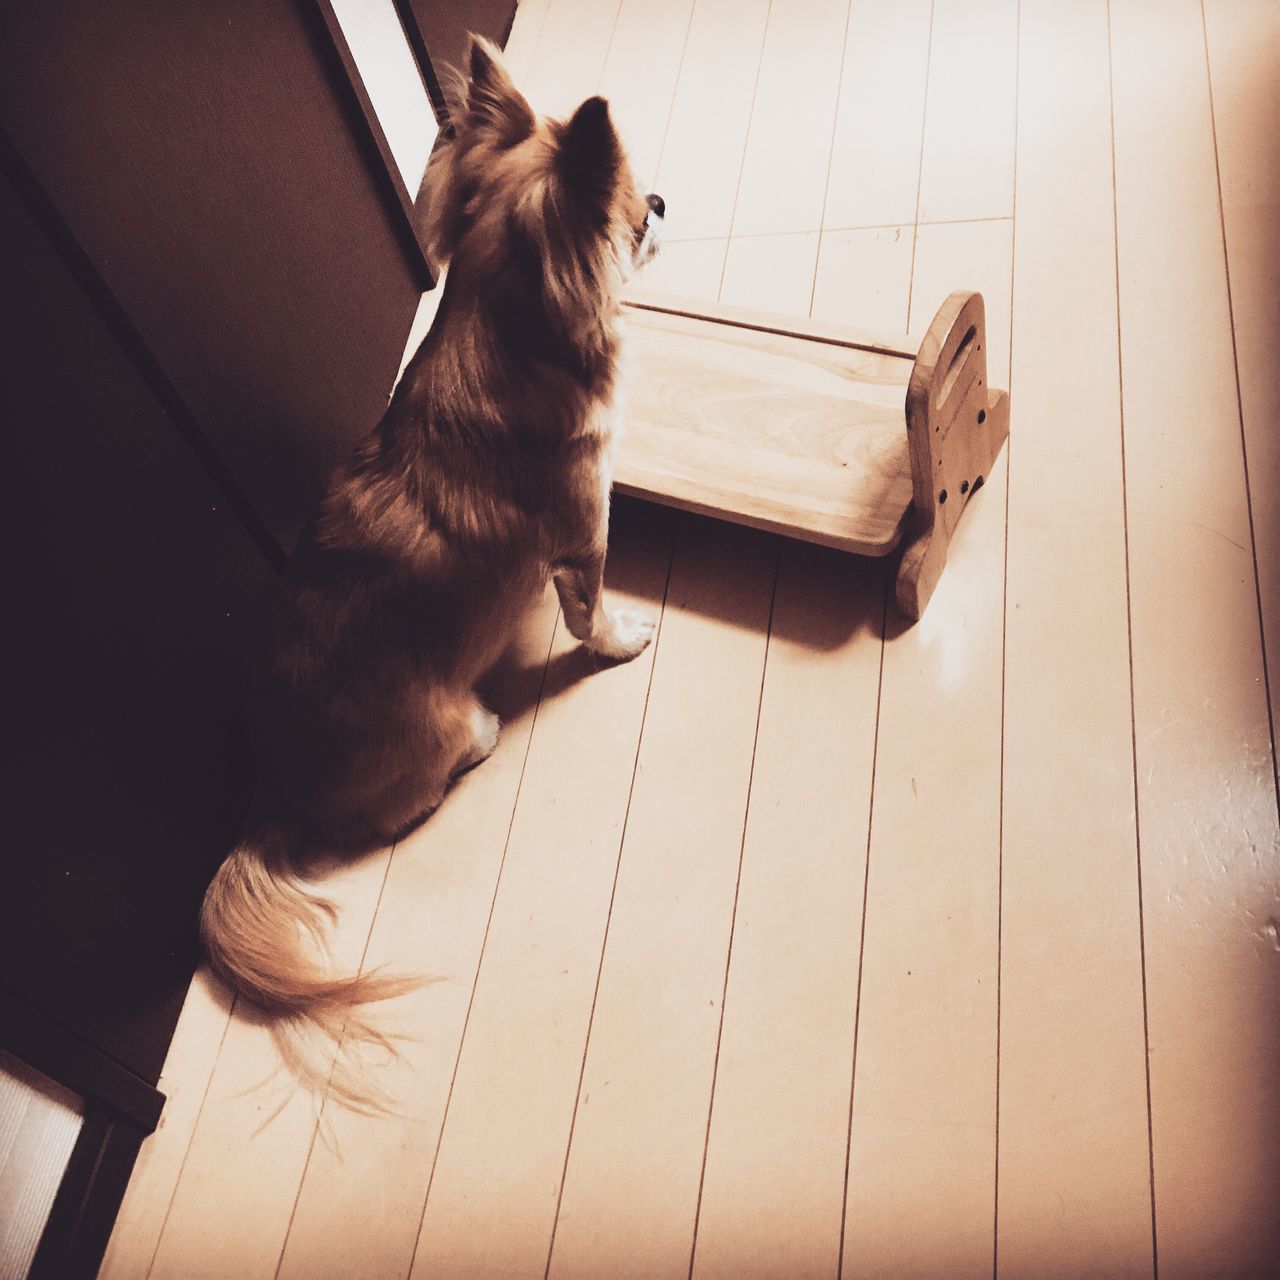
[895,290,1010,620]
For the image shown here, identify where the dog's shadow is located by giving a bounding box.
[481,640,608,724]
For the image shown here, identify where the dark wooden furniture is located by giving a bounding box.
[0,1,503,1273]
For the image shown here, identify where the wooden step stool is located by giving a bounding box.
[615,289,1010,620]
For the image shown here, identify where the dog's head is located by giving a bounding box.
[421,37,663,360]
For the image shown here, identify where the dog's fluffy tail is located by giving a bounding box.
[199,831,417,1113]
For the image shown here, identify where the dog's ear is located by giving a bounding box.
[559,96,622,224]
[465,35,535,147]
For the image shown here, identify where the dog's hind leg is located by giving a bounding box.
[360,695,500,841]
[361,766,450,843]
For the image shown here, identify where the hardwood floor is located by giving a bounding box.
[100,1,1279,1276]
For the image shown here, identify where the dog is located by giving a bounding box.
[199,35,664,1108]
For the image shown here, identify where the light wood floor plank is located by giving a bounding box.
[652,0,771,243]
[518,0,620,119]
[1110,2,1280,1273]
[1203,0,1280,789]
[841,218,1009,1280]
[996,4,1154,1275]
[721,232,821,318]
[503,0,553,88]
[547,516,777,1280]
[97,971,233,1280]
[823,0,932,232]
[599,0,694,189]
[690,545,885,1280]
[812,226,915,335]
[639,238,729,304]
[731,0,850,238]
[273,590,561,1280]
[916,0,1017,224]
[332,0,437,192]
[408,501,676,1280]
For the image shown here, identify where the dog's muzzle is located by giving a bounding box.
[637,192,665,267]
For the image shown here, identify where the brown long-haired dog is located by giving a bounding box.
[199,37,664,1108]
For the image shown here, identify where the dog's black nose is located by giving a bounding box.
[647,193,666,219]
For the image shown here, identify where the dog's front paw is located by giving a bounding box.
[589,608,656,663]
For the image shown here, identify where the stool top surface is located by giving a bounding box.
[616,295,918,555]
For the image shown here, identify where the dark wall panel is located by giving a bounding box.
[0,0,424,553]
[0,167,275,1085]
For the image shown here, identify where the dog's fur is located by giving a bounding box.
[199,37,663,1108]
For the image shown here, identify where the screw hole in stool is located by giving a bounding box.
[939,489,948,504]
[978,408,987,424]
